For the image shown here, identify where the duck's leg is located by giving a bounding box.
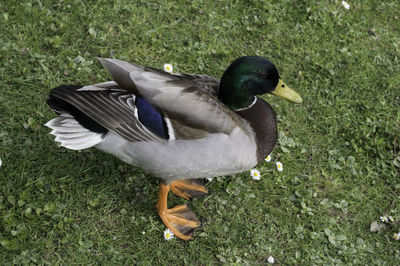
[156,182,201,240]
[170,179,209,200]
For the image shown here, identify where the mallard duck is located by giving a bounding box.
[45,56,302,240]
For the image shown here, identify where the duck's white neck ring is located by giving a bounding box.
[234,97,257,112]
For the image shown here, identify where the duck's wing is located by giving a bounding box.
[99,58,238,135]
[169,73,219,97]
[48,82,164,143]
[96,58,220,96]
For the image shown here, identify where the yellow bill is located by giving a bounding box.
[272,79,303,103]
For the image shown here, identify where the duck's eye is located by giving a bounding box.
[281,84,285,88]
[258,72,268,78]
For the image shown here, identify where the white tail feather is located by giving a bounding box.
[77,81,120,91]
[45,115,104,150]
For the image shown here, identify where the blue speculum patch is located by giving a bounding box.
[135,97,168,139]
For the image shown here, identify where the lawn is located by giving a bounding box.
[1,0,399,264]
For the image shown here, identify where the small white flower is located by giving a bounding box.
[164,228,174,240]
[267,255,275,264]
[341,1,350,9]
[388,216,395,223]
[250,169,261,180]
[394,233,400,241]
[0,158,2,167]
[265,154,272,162]
[206,177,213,182]
[276,161,283,172]
[164,64,173,73]
[380,216,388,223]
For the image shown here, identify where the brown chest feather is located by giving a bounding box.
[236,98,277,163]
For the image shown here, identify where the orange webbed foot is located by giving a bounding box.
[170,179,209,200]
[158,204,200,240]
[156,182,203,240]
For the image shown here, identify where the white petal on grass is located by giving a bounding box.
[265,154,272,162]
[276,161,283,172]
[267,255,275,264]
[164,228,174,240]
[0,158,2,167]
[164,64,173,73]
[341,1,350,9]
[250,169,261,180]
[206,177,213,182]
[380,216,388,223]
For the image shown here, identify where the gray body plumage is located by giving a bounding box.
[96,127,257,184]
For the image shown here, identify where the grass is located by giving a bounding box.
[1,0,399,264]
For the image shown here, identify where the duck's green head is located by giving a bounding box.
[219,56,302,110]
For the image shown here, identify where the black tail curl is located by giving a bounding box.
[47,85,108,134]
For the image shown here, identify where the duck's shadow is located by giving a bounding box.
[54,148,160,218]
